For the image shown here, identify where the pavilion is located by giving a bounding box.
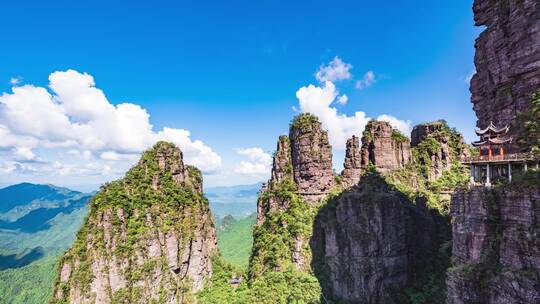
[463,121,537,187]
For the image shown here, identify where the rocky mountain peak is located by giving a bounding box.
[341,135,362,188]
[270,135,293,183]
[52,141,217,303]
[360,120,412,172]
[411,120,447,146]
[289,113,335,203]
[411,121,470,181]
[140,141,203,194]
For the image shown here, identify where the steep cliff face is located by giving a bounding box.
[447,182,540,304]
[361,120,412,172]
[312,174,441,304]
[310,119,472,303]
[341,135,362,188]
[256,136,292,225]
[250,113,333,283]
[289,114,335,203]
[470,0,540,151]
[446,1,540,302]
[52,142,217,304]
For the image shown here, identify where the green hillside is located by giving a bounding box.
[0,183,90,304]
[217,213,256,269]
[0,255,57,304]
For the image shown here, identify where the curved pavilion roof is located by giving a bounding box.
[471,136,513,147]
[475,121,509,136]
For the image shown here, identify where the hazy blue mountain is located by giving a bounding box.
[206,183,261,219]
[0,183,87,222]
[0,183,91,303]
[0,183,91,256]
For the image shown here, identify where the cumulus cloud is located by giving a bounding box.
[355,71,376,89]
[315,56,352,83]
[0,69,222,178]
[295,81,411,149]
[11,147,39,162]
[233,147,272,177]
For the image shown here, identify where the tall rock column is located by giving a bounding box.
[470,0,540,151]
[289,113,335,203]
[360,120,412,172]
[256,135,292,225]
[251,113,335,278]
[341,135,362,188]
[52,142,217,304]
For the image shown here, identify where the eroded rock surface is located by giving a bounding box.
[447,186,540,304]
[253,113,335,275]
[289,114,335,203]
[411,121,469,181]
[312,174,441,304]
[52,142,217,304]
[360,120,412,172]
[341,135,362,188]
[470,0,540,151]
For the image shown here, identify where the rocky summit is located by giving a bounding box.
[470,0,540,151]
[360,120,412,172]
[252,113,335,276]
[411,120,470,181]
[341,135,362,188]
[289,113,335,203]
[51,142,217,304]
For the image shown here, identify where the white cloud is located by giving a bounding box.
[99,151,138,162]
[236,147,272,164]
[376,114,412,136]
[337,94,348,105]
[315,56,352,83]
[157,128,222,173]
[0,69,222,180]
[11,147,38,162]
[355,71,376,89]
[9,77,22,86]
[295,81,411,149]
[233,147,272,177]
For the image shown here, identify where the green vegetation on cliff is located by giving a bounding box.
[290,113,320,131]
[52,141,215,303]
[389,121,469,214]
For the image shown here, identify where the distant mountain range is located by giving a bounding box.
[206,182,261,220]
[0,181,260,303]
[0,183,92,303]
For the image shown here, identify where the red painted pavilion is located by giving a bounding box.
[464,121,537,187]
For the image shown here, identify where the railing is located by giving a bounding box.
[461,152,531,163]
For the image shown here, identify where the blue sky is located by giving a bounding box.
[0,0,481,190]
